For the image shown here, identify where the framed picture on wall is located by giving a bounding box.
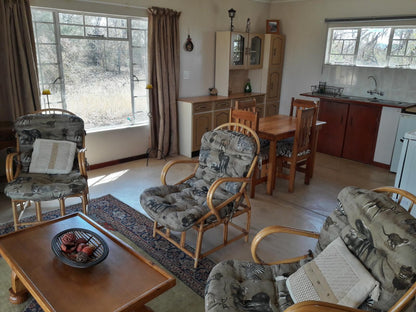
[266,20,280,34]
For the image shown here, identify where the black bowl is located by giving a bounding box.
[51,228,109,268]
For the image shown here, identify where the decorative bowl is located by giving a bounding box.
[51,228,109,268]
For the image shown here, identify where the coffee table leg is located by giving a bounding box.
[9,271,29,304]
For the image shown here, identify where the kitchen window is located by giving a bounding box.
[325,26,416,69]
[32,8,148,131]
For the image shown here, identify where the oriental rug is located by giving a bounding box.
[0,195,215,312]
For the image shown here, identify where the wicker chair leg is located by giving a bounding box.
[59,198,65,216]
[12,201,19,231]
[35,202,42,222]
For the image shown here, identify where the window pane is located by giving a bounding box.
[131,19,147,29]
[60,25,84,36]
[342,40,356,54]
[328,54,354,65]
[394,28,416,40]
[333,29,358,40]
[391,40,406,56]
[406,40,416,56]
[356,27,390,67]
[86,26,107,37]
[61,38,131,129]
[85,16,107,26]
[34,22,55,44]
[108,28,127,38]
[38,64,60,86]
[38,44,58,63]
[32,9,53,22]
[331,40,343,54]
[132,30,146,47]
[108,18,127,28]
[59,13,83,24]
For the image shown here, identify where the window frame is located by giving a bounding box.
[325,25,416,69]
[31,7,148,131]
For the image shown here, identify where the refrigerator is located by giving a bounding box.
[391,113,416,172]
[394,129,416,217]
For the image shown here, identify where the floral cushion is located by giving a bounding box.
[4,171,87,201]
[140,129,257,232]
[276,138,310,158]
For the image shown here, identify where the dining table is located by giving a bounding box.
[257,114,326,195]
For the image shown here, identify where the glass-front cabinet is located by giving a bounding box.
[230,32,264,70]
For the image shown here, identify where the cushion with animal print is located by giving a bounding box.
[316,186,416,311]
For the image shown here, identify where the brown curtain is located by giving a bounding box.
[147,7,181,159]
[0,0,40,122]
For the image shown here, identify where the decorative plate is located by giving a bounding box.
[51,228,109,268]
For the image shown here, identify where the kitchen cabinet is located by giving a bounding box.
[178,93,265,157]
[259,34,285,116]
[317,99,381,164]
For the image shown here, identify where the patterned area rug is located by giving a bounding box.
[0,195,215,311]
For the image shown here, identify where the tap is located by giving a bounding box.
[367,76,384,96]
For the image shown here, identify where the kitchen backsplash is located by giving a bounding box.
[321,65,416,103]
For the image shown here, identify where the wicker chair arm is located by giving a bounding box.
[5,152,20,182]
[205,177,251,221]
[77,148,88,177]
[160,158,199,185]
[372,186,416,213]
[284,301,362,312]
[251,225,320,265]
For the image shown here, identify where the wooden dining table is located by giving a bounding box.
[257,114,326,195]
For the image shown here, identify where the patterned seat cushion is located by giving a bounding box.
[140,129,257,232]
[4,171,87,201]
[205,259,310,312]
[276,138,310,158]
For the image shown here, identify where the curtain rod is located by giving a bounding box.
[325,15,416,23]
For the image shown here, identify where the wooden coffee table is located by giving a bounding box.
[0,213,176,312]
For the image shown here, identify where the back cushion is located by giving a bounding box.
[14,113,85,173]
[195,129,257,194]
[316,186,416,311]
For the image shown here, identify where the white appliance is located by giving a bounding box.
[394,129,416,217]
[391,113,416,172]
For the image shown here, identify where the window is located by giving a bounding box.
[325,26,416,69]
[32,8,148,130]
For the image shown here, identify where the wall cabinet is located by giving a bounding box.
[178,94,265,157]
[317,99,381,164]
[229,32,264,70]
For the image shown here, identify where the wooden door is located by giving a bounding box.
[267,71,281,100]
[317,100,349,157]
[248,34,264,69]
[193,113,212,151]
[342,103,381,164]
[213,110,229,128]
[265,102,279,116]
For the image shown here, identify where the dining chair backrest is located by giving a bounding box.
[293,106,317,155]
[234,98,257,112]
[229,108,259,136]
[290,98,319,117]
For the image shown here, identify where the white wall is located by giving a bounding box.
[269,0,416,114]
[30,0,271,164]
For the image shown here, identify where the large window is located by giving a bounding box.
[325,26,416,69]
[32,8,148,130]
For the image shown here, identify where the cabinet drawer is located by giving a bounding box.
[254,95,265,104]
[193,102,212,113]
[214,100,231,110]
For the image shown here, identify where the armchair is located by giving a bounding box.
[205,186,416,312]
[140,123,260,268]
[4,109,88,230]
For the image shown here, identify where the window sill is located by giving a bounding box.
[86,121,149,134]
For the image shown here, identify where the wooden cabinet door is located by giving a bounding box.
[267,71,281,100]
[265,102,279,116]
[213,110,229,128]
[342,103,381,164]
[248,34,264,69]
[317,100,349,157]
[230,32,247,70]
[193,113,212,151]
[270,35,285,67]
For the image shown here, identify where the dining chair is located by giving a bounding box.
[230,106,269,198]
[290,97,319,116]
[276,104,318,192]
[234,98,257,112]
[4,109,88,230]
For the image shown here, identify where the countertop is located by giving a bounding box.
[178,92,265,103]
[301,92,416,110]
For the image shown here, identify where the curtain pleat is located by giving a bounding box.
[147,7,181,159]
[0,0,40,122]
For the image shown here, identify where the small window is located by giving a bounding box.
[325,25,416,69]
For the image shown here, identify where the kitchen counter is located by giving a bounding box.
[178,92,265,103]
[300,92,416,110]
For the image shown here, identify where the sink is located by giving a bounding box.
[369,98,379,102]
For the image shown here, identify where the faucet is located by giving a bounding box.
[367,76,384,97]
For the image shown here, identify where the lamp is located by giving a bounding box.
[42,89,51,108]
[228,8,236,32]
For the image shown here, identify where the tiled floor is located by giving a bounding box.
[0,152,395,264]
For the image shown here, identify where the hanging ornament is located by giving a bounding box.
[184,34,194,52]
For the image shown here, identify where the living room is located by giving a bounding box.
[0,0,415,311]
